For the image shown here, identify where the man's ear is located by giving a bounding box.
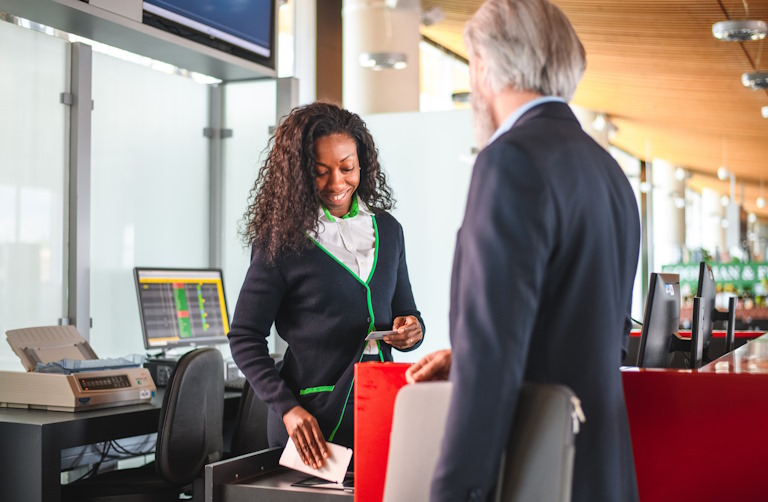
[474,56,491,96]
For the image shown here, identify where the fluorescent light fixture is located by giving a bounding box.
[359,52,407,70]
[742,72,768,90]
[712,19,767,41]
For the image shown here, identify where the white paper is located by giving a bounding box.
[365,330,398,341]
[278,437,352,484]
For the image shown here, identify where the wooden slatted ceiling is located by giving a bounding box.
[420,0,768,218]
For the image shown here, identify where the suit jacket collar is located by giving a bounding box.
[513,100,579,129]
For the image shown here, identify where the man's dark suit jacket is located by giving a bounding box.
[431,101,640,502]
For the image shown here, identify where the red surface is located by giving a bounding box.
[622,369,768,501]
[629,329,763,339]
[354,362,409,502]
[354,358,768,502]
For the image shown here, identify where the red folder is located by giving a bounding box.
[354,362,409,502]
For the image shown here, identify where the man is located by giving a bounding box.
[405,0,640,500]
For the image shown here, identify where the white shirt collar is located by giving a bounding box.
[315,193,372,222]
[487,96,566,146]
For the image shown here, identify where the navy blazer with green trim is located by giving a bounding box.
[228,211,424,446]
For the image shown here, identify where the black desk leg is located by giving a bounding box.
[0,422,61,502]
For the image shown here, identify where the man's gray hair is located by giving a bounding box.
[463,0,586,101]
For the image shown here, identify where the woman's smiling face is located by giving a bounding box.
[313,133,361,217]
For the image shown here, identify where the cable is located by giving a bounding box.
[631,316,643,326]
[66,441,111,483]
[109,438,155,457]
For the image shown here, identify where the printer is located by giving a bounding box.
[0,325,156,412]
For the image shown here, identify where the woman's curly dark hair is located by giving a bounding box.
[241,101,396,262]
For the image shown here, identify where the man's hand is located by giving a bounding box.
[282,406,328,468]
[405,349,452,383]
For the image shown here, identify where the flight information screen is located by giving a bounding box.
[134,268,230,349]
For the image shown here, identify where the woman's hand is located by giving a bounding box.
[405,349,452,383]
[283,406,328,468]
[384,315,423,350]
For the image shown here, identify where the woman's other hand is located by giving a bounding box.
[283,406,328,468]
[405,349,452,383]
[385,315,423,350]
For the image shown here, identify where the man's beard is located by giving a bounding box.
[471,89,495,150]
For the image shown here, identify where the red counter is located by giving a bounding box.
[355,333,768,502]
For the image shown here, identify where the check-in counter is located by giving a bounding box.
[623,331,768,502]
[207,335,768,502]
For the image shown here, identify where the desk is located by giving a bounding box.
[697,333,768,374]
[0,389,240,502]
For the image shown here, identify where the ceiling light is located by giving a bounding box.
[742,72,768,90]
[451,91,470,103]
[712,20,767,41]
[717,166,730,180]
[721,195,730,206]
[674,167,687,181]
[748,213,758,223]
[592,113,607,132]
[758,196,766,208]
[763,106,768,118]
[359,52,407,71]
[421,6,444,26]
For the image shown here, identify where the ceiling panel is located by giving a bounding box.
[420,0,768,219]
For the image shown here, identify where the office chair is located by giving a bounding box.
[62,347,224,502]
[228,380,270,457]
[383,382,578,502]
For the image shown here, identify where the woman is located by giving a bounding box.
[228,102,425,470]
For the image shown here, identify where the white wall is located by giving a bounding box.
[363,109,474,361]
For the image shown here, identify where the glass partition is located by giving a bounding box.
[89,51,209,358]
[221,79,277,351]
[0,20,68,371]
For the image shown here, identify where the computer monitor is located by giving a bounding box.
[134,267,230,352]
[636,273,681,368]
[690,261,736,369]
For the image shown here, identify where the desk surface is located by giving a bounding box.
[0,388,240,502]
[697,331,768,373]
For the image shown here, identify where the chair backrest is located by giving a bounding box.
[382,381,578,502]
[382,381,452,502]
[230,382,270,456]
[155,347,224,486]
[493,383,578,502]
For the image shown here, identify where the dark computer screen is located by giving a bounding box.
[690,261,717,368]
[694,261,716,345]
[134,267,230,350]
[637,273,681,368]
[143,0,275,67]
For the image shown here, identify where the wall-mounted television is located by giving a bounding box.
[142,0,276,70]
